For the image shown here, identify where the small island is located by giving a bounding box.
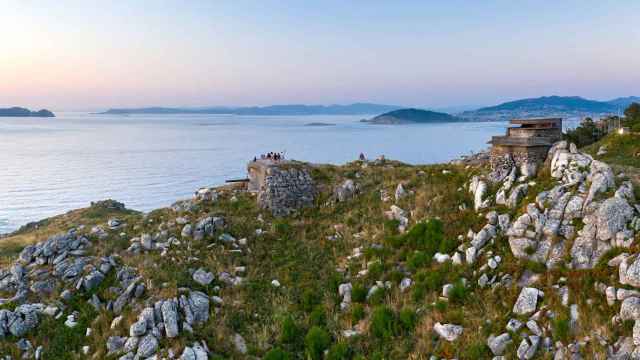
[0,107,55,117]
[304,122,336,127]
[362,108,461,124]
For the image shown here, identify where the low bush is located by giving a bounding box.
[327,342,352,360]
[309,306,326,327]
[370,306,398,339]
[351,303,365,322]
[399,308,417,331]
[305,326,332,360]
[551,315,571,343]
[264,348,291,360]
[351,284,367,303]
[281,316,299,344]
[448,280,470,305]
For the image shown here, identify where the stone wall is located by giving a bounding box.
[249,161,316,216]
[490,145,550,178]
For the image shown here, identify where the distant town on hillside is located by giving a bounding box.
[97,95,640,122]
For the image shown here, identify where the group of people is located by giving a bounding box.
[253,152,285,162]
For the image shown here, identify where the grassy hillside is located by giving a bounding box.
[584,133,640,188]
[0,144,638,358]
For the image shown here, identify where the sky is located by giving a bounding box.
[1,1,639,111]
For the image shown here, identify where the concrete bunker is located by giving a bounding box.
[489,118,563,177]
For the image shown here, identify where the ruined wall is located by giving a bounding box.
[249,162,316,216]
[490,145,551,177]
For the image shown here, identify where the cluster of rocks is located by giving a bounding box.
[257,165,316,216]
[334,179,359,202]
[107,290,210,358]
[126,215,225,256]
[457,140,640,358]
[90,199,127,211]
[515,142,637,269]
[467,141,640,271]
[0,304,45,339]
[180,216,225,242]
[451,149,491,166]
[384,205,409,232]
[0,228,151,356]
[486,284,583,359]
[171,188,219,213]
[2,230,104,305]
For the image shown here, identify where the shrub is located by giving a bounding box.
[305,326,331,360]
[551,315,571,343]
[407,251,428,271]
[367,287,386,305]
[434,300,448,312]
[351,303,365,322]
[327,342,352,360]
[264,348,291,360]
[301,289,321,312]
[309,306,326,327]
[401,219,445,256]
[461,341,489,358]
[370,306,397,339]
[274,221,292,237]
[564,117,605,147]
[399,308,417,331]
[384,219,401,237]
[447,280,469,305]
[281,316,299,344]
[411,282,426,302]
[351,284,367,303]
[367,261,384,280]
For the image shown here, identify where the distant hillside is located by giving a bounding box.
[100,103,402,116]
[475,96,615,113]
[363,108,462,124]
[607,96,640,109]
[0,107,54,117]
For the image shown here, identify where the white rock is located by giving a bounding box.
[434,253,451,263]
[488,333,512,355]
[513,287,541,315]
[434,322,463,342]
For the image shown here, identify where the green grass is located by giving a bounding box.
[0,157,630,359]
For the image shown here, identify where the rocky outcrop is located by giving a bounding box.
[491,141,640,269]
[434,323,463,341]
[334,179,358,202]
[109,290,210,357]
[469,176,490,211]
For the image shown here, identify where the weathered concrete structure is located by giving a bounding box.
[247,160,315,216]
[489,118,563,177]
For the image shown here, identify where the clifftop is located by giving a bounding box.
[0,134,639,358]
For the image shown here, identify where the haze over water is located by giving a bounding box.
[1,114,586,234]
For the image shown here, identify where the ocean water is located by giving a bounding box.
[0,113,580,233]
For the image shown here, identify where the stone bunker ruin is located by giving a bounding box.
[247,160,316,216]
[489,118,563,177]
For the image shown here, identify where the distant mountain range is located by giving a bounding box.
[100,103,402,116]
[98,96,640,121]
[461,95,638,120]
[0,107,54,117]
[362,108,461,124]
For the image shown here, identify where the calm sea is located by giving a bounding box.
[0,113,580,233]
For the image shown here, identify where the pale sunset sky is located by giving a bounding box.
[1,1,639,110]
